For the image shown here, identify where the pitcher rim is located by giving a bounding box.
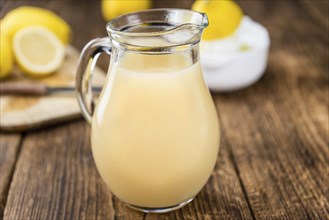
[106,8,208,37]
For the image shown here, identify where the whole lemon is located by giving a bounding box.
[101,0,151,21]
[192,0,243,40]
[0,33,14,79]
[1,6,71,44]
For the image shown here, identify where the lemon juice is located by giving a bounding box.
[91,52,220,208]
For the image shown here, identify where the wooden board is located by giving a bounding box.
[216,1,329,219]
[3,121,116,220]
[0,134,21,219]
[0,46,106,131]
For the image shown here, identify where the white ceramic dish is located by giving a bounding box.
[200,16,270,92]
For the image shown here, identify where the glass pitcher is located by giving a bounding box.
[76,9,220,213]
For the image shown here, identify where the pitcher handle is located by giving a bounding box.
[76,37,111,124]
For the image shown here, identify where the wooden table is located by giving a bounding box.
[1,1,328,219]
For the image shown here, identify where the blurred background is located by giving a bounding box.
[1,0,327,73]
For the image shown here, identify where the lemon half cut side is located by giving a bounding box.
[13,26,65,76]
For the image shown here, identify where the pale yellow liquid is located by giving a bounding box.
[92,52,219,208]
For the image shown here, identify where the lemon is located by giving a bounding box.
[101,0,151,21]
[1,6,71,44]
[0,33,14,79]
[13,26,65,76]
[192,0,243,40]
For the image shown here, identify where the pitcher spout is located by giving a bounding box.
[170,11,209,45]
[194,11,209,29]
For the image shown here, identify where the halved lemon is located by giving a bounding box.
[13,26,65,76]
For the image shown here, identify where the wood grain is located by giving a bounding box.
[3,121,117,220]
[215,0,329,219]
[2,123,253,220]
[0,134,21,218]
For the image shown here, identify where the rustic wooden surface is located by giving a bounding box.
[1,0,328,219]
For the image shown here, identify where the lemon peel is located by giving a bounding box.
[0,33,14,79]
[192,0,243,40]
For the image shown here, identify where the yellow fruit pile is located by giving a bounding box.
[192,0,243,40]
[0,6,71,79]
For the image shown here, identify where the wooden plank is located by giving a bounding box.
[216,1,329,219]
[3,121,120,219]
[0,134,21,217]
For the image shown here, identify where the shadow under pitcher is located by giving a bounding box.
[76,9,220,213]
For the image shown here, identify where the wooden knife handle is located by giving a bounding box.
[0,82,48,96]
